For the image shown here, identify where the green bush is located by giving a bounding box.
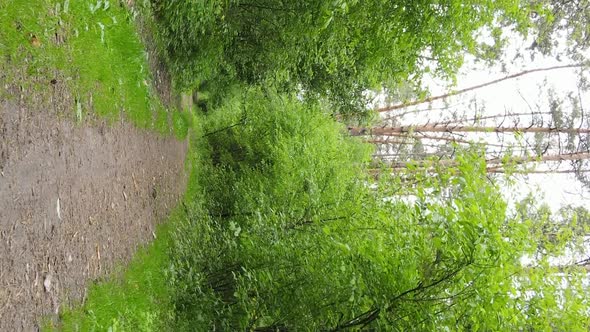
[169,88,373,329]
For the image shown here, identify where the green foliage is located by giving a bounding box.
[150,0,533,116]
[168,88,373,329]
[171,109,191,139]
[526,0,590,60]
[167,89,590,330]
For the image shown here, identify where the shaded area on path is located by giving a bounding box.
[0,100,187,331]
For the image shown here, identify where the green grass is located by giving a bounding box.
[0,0,176,132]
[46,216,176,331]
[171,109,191,139]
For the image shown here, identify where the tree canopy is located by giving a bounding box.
[151,0,533,116]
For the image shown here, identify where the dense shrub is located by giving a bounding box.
[169,88,373,329]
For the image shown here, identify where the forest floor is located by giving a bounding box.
[0,2,189,330]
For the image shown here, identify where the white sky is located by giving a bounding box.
[455,58,589,212]
[454,66,589,211]
[379,30,590,212]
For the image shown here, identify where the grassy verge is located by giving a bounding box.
[46,220,175,331]
[0,0,188,138]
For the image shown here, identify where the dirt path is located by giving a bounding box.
[0,97,187,330]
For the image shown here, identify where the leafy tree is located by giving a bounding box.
[516,196,590,266]
[151,0,533,116]
[526,0,590,61]
[360,63,590,187]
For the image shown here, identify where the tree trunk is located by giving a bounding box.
[350,125,590,136]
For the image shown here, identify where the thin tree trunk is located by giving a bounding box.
[488,169,590,174]
[380,152,590,171]
[367,135,507,148]
[485,152,590,170]
[442,111,553,125]
[350,125,590,136]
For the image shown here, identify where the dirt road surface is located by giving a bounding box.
[0,95,187,330]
